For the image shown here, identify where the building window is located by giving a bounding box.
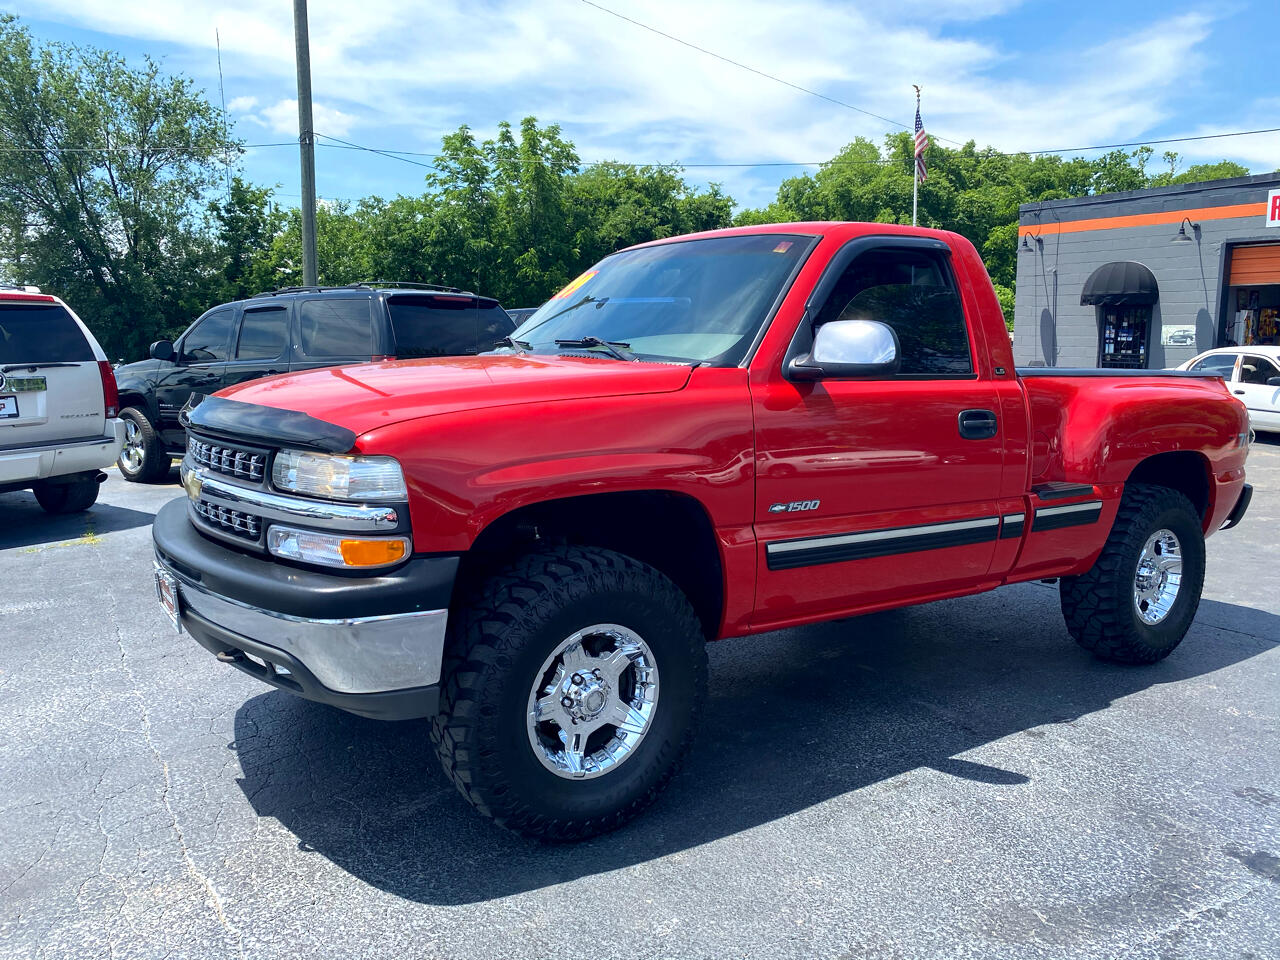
[1098,305,1151,369]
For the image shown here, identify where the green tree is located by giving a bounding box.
[0,16,228,359]
[206,176,285,303]
[243,117,736,310]
[735,133,1253,322]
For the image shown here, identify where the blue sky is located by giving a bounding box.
[12,0,1278,211]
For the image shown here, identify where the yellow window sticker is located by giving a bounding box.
[549,270,598,300]
[772,241,794,253]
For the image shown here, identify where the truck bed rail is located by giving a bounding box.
[1016,367,1223,379]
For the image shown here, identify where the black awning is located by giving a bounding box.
[1080,261,1159,306]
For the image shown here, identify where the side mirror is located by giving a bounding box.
[788,319,900,381]
[1268,376,1280,387]
[149,339,175,362]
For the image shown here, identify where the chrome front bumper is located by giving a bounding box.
[164,563,449,694]
[154,550,448,720]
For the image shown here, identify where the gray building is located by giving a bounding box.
[1013,172,1280,369]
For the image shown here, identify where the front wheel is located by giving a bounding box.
[117,407,171,482]
[1060,484,1206,663]
[431,546,708,841]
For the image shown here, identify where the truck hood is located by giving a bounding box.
[215,353,694,439]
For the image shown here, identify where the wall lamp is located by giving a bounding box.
[1020,234,1043,253]
[1171,217,1200,244]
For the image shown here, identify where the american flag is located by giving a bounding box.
[914,103,929,183]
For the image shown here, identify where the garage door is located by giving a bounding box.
[1229,244,1280,285]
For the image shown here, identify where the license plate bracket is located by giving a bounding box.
[153,564,182,633]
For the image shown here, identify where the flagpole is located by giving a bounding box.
[911,85,920,227]
[912,157,918,227]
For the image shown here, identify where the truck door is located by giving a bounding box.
[155,306,235,447]
[750,239,1005,627]
[224,304,289,388]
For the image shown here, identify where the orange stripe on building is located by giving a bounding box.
[1018,201,1268,237]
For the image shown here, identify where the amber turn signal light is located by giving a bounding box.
[338,537,408,567]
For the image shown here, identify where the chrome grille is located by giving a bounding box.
[188,437,266,482]
[193,499,262,541]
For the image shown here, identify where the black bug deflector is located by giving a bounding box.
[181,394,357,453]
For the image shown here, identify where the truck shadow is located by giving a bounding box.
[0,491,157,550]
[229,583,1277,906]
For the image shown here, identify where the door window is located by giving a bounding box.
[1240,355,1280,385]
[1188,354,1238,377]
[180,309,234,363]
[236,307,288,360]
[815,249,972,376]
[299,299,374,358]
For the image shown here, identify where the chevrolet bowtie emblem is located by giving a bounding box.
[183,469,204,502]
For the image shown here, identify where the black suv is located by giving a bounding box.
[113,283,514,481]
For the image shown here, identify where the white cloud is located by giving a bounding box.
[12,0,1266,208]
[249,98,358,139]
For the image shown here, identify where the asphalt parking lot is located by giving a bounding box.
[2,440,1278,960]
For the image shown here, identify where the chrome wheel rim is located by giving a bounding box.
[1134,528,1182,625]
[121,419,145,471]
[526,623,659,780]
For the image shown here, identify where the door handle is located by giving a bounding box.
[958,409,998,440]
[1233,389,1246,395]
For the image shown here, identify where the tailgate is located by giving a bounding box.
[0,302,105,446]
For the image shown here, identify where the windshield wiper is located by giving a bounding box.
[513,295,609,342]
[554,336,637,361]
[495,336,532,350]
[1,362,81,373]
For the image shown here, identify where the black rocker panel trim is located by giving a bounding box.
[1000,515,1026,539]
[766,516,999,571]
[1032,482,1095,501]
[1031,500,1104,532]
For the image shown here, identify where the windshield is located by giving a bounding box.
[510,234,815,365]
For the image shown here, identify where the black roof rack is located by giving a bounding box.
[360,280,474,294]
[249,281,478,298]
[250,284,367,298]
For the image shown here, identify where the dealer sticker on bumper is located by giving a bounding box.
[153,564,182,633]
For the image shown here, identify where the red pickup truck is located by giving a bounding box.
[153,223,1252,840]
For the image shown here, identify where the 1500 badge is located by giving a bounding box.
[768,499,821,514]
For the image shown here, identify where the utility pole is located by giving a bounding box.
[293,0,319,286]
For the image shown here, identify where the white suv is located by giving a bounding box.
[0,287,125,513]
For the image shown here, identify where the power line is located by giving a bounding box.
[574,0,969,145]
[4,125,1277,170]
[313,131,439,170]
[1002,126,1280,157]
[0,142,295,153]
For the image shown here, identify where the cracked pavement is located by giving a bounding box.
[1,439,1277,959]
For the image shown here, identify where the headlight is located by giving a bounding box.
[267,525,410,569]
[271,449,407,501]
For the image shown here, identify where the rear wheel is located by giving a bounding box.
[33,477,100,514]
[117,407,170,482]
[1060,484,1205,663]
[431,545,707,841]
